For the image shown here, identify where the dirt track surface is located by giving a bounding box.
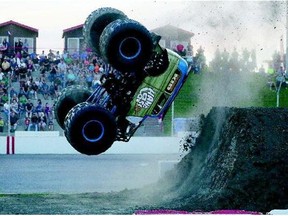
[1,107,288,214]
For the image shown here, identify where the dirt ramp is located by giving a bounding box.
[143,107,288,213]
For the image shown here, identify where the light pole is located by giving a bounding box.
[7,72,11,136]
[171,101,174,136]
[286,1,288,70]
[276,81,283,107]
[276,2,288,108]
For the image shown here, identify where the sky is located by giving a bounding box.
[0,0,287,67]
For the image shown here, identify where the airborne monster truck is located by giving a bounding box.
[55,7,190,155]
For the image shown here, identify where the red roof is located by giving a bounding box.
[0,20,38,33]
[63,24,83,33]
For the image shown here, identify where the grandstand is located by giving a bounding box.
[0,51,165,137]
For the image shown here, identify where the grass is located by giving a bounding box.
[162,70,288,135]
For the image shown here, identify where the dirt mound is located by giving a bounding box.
[138,107,288,213]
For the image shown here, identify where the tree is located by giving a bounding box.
[193,46,206,74]
[209,48,223,73]
[272,51,282,71]
[229,48,240,73]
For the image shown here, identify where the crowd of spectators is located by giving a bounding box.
[1,40,286,134]
[0,47,110,134]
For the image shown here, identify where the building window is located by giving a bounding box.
[0,36,9,43]
[14,37,34,54]
[68,37,83,54]
[0,36,9,50]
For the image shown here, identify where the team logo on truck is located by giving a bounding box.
[136,87,155,109]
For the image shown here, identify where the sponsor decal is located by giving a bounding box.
[166,72,180,93]
[136,87,155,109]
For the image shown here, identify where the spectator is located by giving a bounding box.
[2,74,8,88]
[35,99,43,112]
[0,116,4,132]
[23,81,31,97]
[44,102,52,120]
[48,119,54,131]
[28,112,39,131]
[88,63,94,72]
[39,64,47,76]
[38,112,47,131]
[91,55,98,66]
[71,49,79,62]
[3,101,10,117]
[24,117,30,131]
[49,62,58,82]
[1,93,8,104]
[1,38,9,58]
[78,73,87,87]
[94,63,100,73]
[18,63,27,86]
[27,59,35,76]
[55,51,61,64]
[48,83,56,99]
[57,59,67,74]
[22,39,29,57]
[80,50,88,62]
[40,80,49,100]
[15,51,22,62]
[18,95,27,118]
[62,50,68,60]
[51,103,55,119]
[25,99,34,118]
[34,77,41,90]
[14,39,23,54]
[86,72,93,88]
[18,86,28,99]
[10,99,19,114]
[84,57,90,67]
[29,81,39,100]
[49,83,59,99]
[10,111,19,133]
[2,57,11,73]
[66,69,76,86]
[43,56,50,72]
[64,54,73,65]
[0,68,4,81]
[47,49,55,62]
[10,88,18,99]
[39,50,46,65]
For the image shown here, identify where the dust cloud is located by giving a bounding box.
[163,1,288,116]
[191,70,264,116]
[157,1,286,64]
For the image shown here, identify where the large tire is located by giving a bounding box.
[83,7,127,55]
[100,18,153,73]
[64,102,117,155]
[54,86,91,129]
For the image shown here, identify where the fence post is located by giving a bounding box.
[6,136,15,155]
[6,136,10,154]
[12,136,15,154]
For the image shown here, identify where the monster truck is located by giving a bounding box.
[55,7,190,155]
